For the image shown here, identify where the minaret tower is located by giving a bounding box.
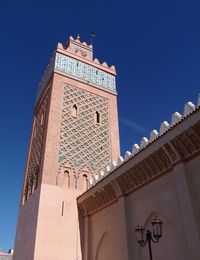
[13,35,120,260]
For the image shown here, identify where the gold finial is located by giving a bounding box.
[77,33,80,39]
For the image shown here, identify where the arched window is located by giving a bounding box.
[74,175,78,189]
[64,170,70,188]
[72,104,78,118]
[83,174,88,191]
[95,111,100,124]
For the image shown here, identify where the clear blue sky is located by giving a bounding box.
[0,0,200,251]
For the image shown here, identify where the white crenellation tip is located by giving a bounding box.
[99,170,105,179]
[110,160,117,171]
[57,42,64,49]
[132,143,140,154]
[105,165,111,175]
[124,151,132,160]
[160,121,170,134]
[140,137,149,148]
[94,173,99,182]
[102,62,108,67]
[150,130,159,142]
[184,101,196,116]
[171,112,182,125]
[93,58,100,64]
[89,176,94,187]
[110,65,116,70]
[117,156,124,166]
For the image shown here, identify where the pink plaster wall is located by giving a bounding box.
[186,156,200,234]
[91,198,128,260]
[124,169,190,260]
[81,157,200,260]
[14,184,84,260]
[13,187,41,260]
[33,184,83,260]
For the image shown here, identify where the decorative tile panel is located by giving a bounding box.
[55,53,116,91]
[36,57,55,103]
[36,52,116,104]
[59,85,111,174]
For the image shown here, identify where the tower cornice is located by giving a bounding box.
[56,48,116,75]
[36,37,117,104]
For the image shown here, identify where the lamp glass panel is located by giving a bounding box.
[152,217,162,239]
[135,226,144,243]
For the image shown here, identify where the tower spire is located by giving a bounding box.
[76,33,80,40]
[89,32,95,46]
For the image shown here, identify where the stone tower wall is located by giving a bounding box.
[14,36,120,260]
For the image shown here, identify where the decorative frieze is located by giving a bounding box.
[55,53,116,91]
[36,51,116,104]
[78,119,200,217]
[78,182,117,216]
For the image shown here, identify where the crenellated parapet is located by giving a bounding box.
[87,94,200,189]
[36,35,117,103]
[78,94,200,216]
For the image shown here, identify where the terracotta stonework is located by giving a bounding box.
[14,35,200,260]
[13,36,120,260]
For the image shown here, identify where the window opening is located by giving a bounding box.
[75,175,78,189]
[83,174,88,190]
[61,201,64,216]
[95,111,100,124]
[72,104,78,117]
[64,170,70,188]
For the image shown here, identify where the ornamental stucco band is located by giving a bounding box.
[55,53,116,91]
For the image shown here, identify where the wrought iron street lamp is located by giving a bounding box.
[135,216,163,260]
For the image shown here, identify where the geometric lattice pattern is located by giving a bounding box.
[23,91,49,201]
[59,84,111,174]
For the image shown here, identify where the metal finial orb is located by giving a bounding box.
[90,32,95,38]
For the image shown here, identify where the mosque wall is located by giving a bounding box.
[80,156,200,260]
[13,187,40,260]
[78,103,200,260]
